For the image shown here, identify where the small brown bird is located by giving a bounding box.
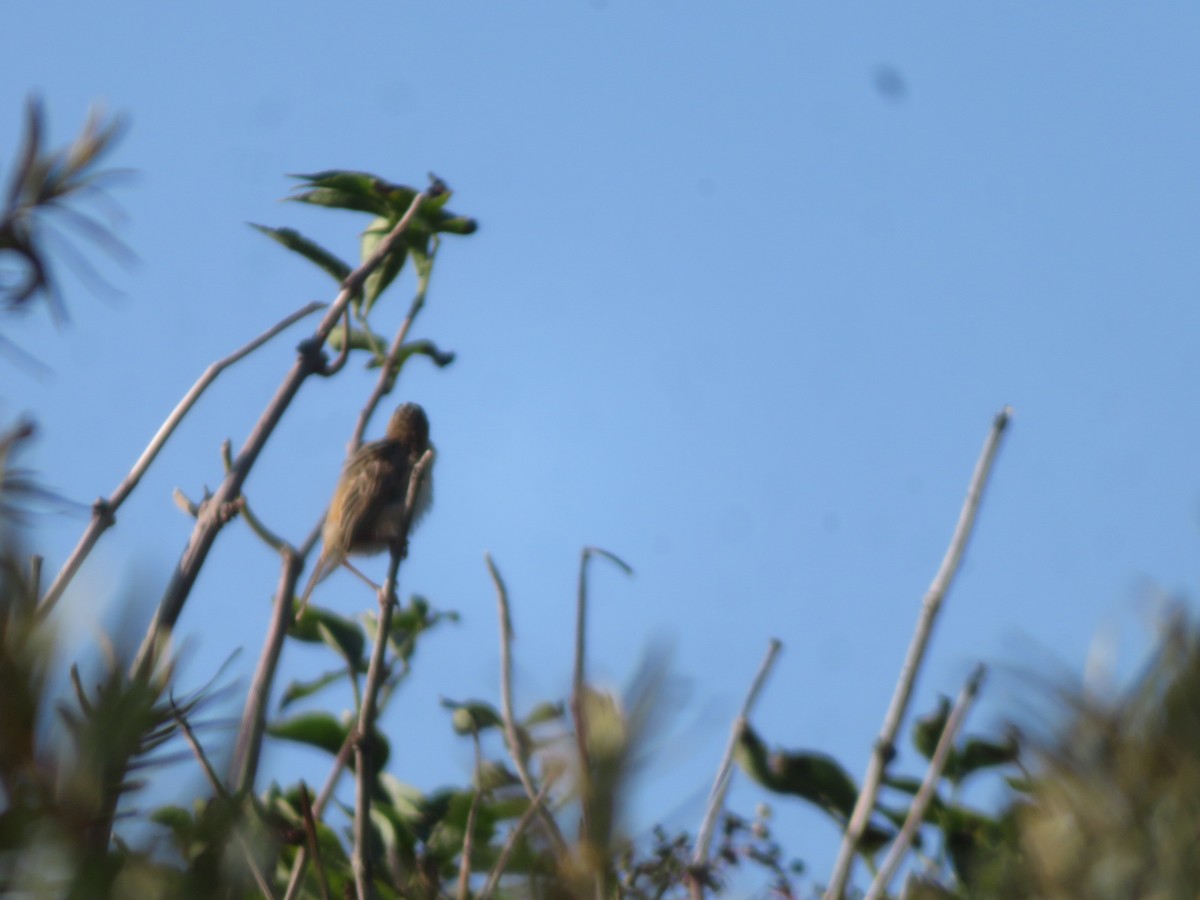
[295,402,434,617]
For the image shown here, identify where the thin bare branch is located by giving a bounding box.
[864,665,986,900]
[478,779,555,900]
[299,783,333,900]
[36,300,325,619]
[230,545,303,792]
[573,546,633,699]
[220,438,285,551]
[28,554,42,606]
[457,731,485,900]
[172,700,276,900]
[283,728,357,900]
[486,552,570,860]
[692,639,783,869]
[570,545,633,876]
[824,406,1012,900]
[321,304,352,377]
[353,448,434,900]
[348,239,439,454]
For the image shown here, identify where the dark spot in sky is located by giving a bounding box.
[872,64,907,102]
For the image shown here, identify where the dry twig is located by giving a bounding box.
[824,406,1012,900]
[486,553,570,860]
[37,300,324,619]
[864,665,986,900]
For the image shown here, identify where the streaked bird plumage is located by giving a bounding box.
[296,402,433,617]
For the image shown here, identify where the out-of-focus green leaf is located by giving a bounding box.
[913,696,952,761]
[267,712,347,756]
[150,805,194,838]
[522,701,565,728]
[290,604,365,669]
[279,669,347,709]
[736,724,859,819]
[431,214,478,236]
[364,339,456,372]
[288,170,396,216]
[267,712,390,771]
[328,322,389,359]
[360,215,408,314]
[884,773,925,795]
[427,788,496,863]
[441,698,503,734]
[947,736,1020,785]
[249,224,350,283]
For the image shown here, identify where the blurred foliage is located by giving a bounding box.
[0,97,130,323]
[13,101,1200,900]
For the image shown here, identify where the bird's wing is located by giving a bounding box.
[333,441,408,550]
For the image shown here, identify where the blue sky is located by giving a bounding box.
[5,1,1200,889]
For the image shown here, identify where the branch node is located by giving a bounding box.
[92,496,115,528]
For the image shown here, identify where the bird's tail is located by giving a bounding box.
[294,552,334,622]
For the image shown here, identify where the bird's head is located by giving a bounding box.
[386,402,430,448]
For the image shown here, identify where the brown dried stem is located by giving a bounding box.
[456,730,484,900]
[348,240,438,454]
[569,545,632,882]
[478,780,555,900]
[824,406,1012,900]
[298,783,333,900]
[172,700,276,900]
[229,544,303,792]
[352,448,434,900]
[691,639,783,871]
[864,665,986,900]
[36,299,324,619]
[485,552,570,860]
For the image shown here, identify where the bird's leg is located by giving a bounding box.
[340,559,381,592]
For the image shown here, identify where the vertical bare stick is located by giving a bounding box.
[28,554,42,606]
[692,639,783,870]
[456,731,484,900]
[569,545,633,871]
[485,553,570,860]
[36,301,324,619]
[172,701,276,900]
[282,728,357,900]
[478,780,555,900]
[352,448,433,900]
[298,783,333,900]
[824,406,1012,900]
[864,665,985,900]
[130,191,430,677]
[348,242,439,453]
[230,545,304,792]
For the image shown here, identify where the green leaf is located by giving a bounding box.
[522,701,565,728]
[150,805,194,843]
[290,605,365,669]
[913,695,952,761]
[946,735,1019,785]
[441,698,504,734]
[364,339,456,372]
[279,669,347,709]
[328,322,389,359]
[360,215,408,314]
[431,213,478,236]
[288,170,398,216]
[267,712,348,756]
[883,773,925,795]
[268,712,390,770]
[250,224,351,283]
[736,724,859,819]
[427,788,496,862]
